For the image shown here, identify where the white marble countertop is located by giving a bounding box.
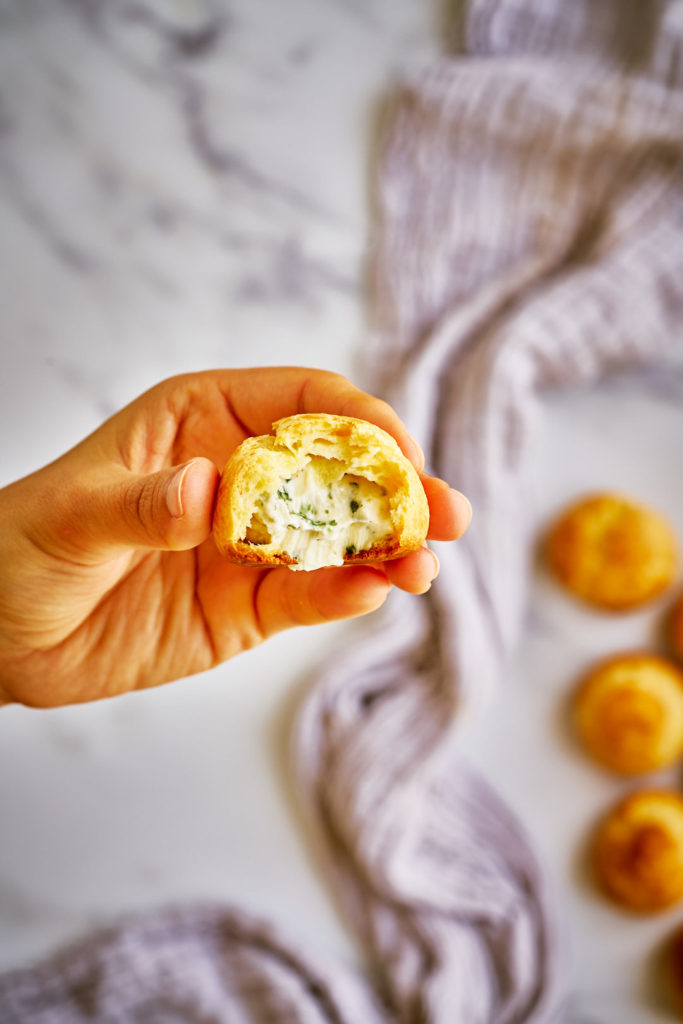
[1,2,682,1021]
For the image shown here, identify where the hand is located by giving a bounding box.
[0,368,471,708]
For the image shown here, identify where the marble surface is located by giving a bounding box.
[1,2,682,1021]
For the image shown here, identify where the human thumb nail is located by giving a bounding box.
[165,460,195,519]
[123,457,216,551]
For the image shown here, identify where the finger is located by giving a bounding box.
[383,546,440,595]
[215,367,425,471]
[422,476,472,541]
[88,457,219,556]
[255,564,391,638]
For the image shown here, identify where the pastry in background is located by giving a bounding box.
[546,493,677,610]
[668,926,683,1017]
[669,592,683,663]
[213,413,429,572]
[573,653,683,775]
[593,790,683,912]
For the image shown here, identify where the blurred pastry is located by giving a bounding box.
[668,925,683,1016]
[546,493,677,610]
[593,790,683,912]
[574,653,683,775]
[213,413,429,572]
[669,592,683,663]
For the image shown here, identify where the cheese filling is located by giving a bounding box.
[244,458,392,571]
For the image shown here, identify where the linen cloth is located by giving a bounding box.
[2,0,682,1020]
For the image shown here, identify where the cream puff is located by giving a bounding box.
[593,790,683,912]
[669,592,683,663]
[574,653,683,775]
[546,493,677,610]
[212,413,429,571]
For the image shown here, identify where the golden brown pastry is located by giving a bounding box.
[546,493,678,610]
[593,790,683,912]
[668,926,683,1016]
[573,653,683,775]
[212,413,429,571]
[669,593,683,663]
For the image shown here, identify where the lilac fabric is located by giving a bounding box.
[2,0,682,1020]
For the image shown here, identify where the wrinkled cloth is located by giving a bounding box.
[2,0,682,1020]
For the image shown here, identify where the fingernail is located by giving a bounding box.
[457,491,473,522]
[166,460,195,519]
[422,545,440,581]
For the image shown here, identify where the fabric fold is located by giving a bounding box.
[291,3,683,1020]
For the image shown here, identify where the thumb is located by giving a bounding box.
[98,457,219,553]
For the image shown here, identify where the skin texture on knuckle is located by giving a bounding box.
[325,370,352,391]
[121,474,168,547]
[303,369,353,408]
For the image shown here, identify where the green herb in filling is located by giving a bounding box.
[277,487,291,501]
[345,544,356,555]
[292,503,327,528]
[350,499,360,514]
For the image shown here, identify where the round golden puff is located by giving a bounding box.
[212,413,429,567]
[669,592,683,664]
[573,653,683,775]
[593,790,683,913]
[546,493,678,611]
[667,925,683,1016]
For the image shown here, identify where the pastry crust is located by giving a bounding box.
[669,592,683,663]
[546,493,678,610]
[668,926,683,1015]
[212,413,429,570]
[573,653,683,775]
[593,790,683,912]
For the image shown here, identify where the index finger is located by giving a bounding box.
[422,475,472,541]
[215,366,426,472]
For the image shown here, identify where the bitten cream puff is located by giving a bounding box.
[212,413,429,572]
[546,493,677,610]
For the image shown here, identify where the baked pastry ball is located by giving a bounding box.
[212,413,429,572]
[593,790,683,912]
[573,653,683,775]
[669,593,683,663]
[668,925,683,1015]
[546,493,677,610]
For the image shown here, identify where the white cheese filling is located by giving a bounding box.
[245,459,392,571]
